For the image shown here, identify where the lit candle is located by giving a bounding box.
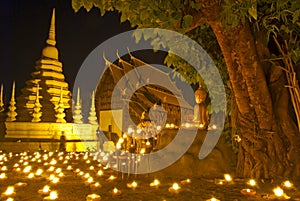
[240,188,256,196]
[38,185,51,195]
[27,173,35,179]
[150,179,160,187]
[282,180,294,189]
[35,168,43,176]
[43,191,58,201]
[107,175,117,181]
[0,172,7,180]
[168,183,181,193]
[247,179,256,187]
[214,179,225,185]
[206,197,220,201]
[90,182,102,190]
[127,181,138,189]
[1,186,16,197]
[86,194,101,201]
[224,174,232,182]
[97,170,103,176]
[85,177,95,185]
[14,182,27,188]
[112,187,121,196]
[181,178,191,185]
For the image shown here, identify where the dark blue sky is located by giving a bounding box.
[0,0,133,101]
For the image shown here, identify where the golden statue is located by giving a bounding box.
[193,84,209,129]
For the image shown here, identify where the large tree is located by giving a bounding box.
[72,0,300,179]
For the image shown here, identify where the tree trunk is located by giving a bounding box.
[208,21,300,179]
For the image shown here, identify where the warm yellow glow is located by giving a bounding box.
[49,159,57,165]
[97,170,103,176]
[48,166,55,172]
[108,175,116,181]
[131,181,138,188]
[55,168,62,173]
[84,173,90,179]
[247,179,256,186]
[89,166,94,170]
[206,197,220,201]
[49,191,58,199]
[116,143,122,150]
[51,177,59,184]
[43,185,50,193]
[140,148,146,154]
[0,173,7,179]
[67,165,72,170]
[35,169,43,176]
[4,186,14,195]
[27,173,34,178]
[1,166,8,171]
[172,183,180,190]
[150,179,160,187]
[23,166,31,173]
[87,177,94,183]
[273,187,284,197]
[212,124,217,129]
[118,138,124,144]
[282,180,293,188]
[6,198,14,201]
[224,174,232,182]
[112,187,121,195]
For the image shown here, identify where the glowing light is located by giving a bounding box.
[0,173,7,179]
[168,183,181,193]
[150,179,160,187]
[118,138,124,144]
[112,187,121,196]
[49,191,58,200]
[107,175,117,181]
[224,174,232,182]
[23,166,31,173]
[52,177,59,184]
[206,197,220,201]
[240,188,256,196]
[247,179,256,186]
[27,173,35,179]
[4,186,15,196]
[43,186,50,192]
[86,194,101,201]
[282,180,293,189]
[273,187,284,197]
[97,170,103,176]
[35,169,43,176]
[127,181,138,189]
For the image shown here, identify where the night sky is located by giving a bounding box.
[0,0,133,101]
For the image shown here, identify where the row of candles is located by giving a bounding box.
[0,150,298,201]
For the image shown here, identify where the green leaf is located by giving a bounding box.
[140,10,150,21]
[121,13,128,23]
[248,5,257,20]
[183,15,193,28]
[191,1,201,10]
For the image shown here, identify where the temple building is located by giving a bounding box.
[96,55,193,137]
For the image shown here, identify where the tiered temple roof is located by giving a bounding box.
[96,54,193,128]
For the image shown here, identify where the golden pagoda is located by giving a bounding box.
[16,9,72,122]
[3,9,97,152]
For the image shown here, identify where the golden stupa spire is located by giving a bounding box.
[42,8,58,60]
[0,84,4,112]
[47,9,56,46]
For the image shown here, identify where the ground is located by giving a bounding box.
[0,151,300,201]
